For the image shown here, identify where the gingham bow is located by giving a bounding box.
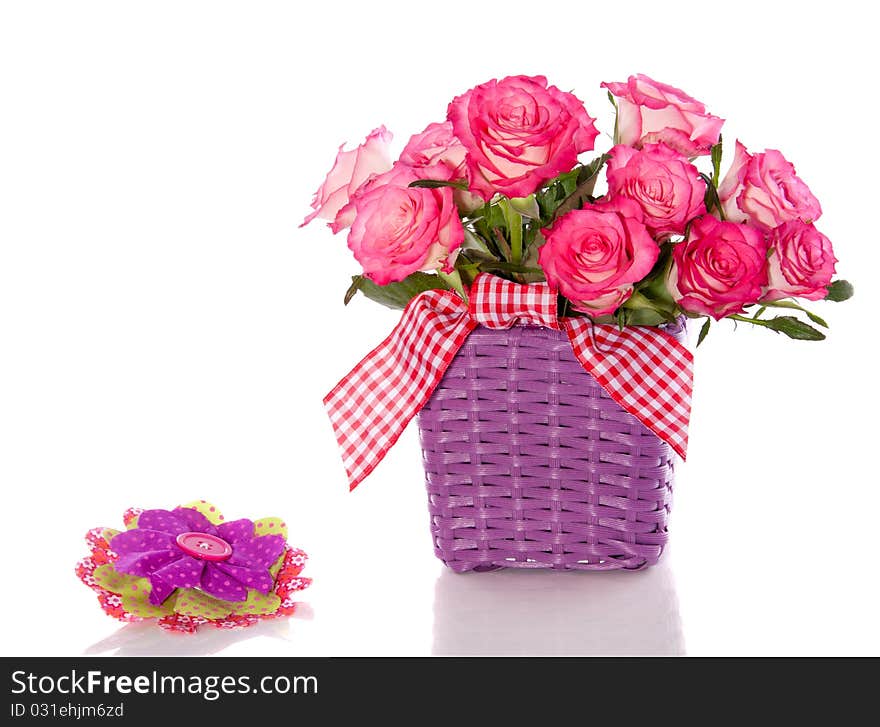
[325,273,693,490]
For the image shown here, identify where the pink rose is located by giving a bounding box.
[398,121,483,213]
[332,160,456,234]
[764,221,836,301]
[601,74,724,157]
[718,141,822,230]
[606,143,706,238]
[669,215,768,319]
[448,75,599,201]
[346,165,464,285]
[300,126,392,229]
[539,196,659,316]
[399,121,467,178]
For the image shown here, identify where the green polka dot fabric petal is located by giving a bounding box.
[253,517,288,541]
[230,589,282,616]
[174,589,234,620]
[92,564,149,595]
[76,502,310,634]
[121,589,176,618]
[179,500,225,526]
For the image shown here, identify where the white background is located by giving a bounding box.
[1,0,878,656]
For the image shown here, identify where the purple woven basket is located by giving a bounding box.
[417,320,686,573]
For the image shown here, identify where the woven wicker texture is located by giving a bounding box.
[417,322,685,573]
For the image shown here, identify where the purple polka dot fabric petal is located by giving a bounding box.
[148,575,176,606]
[201,564,247,602]
[217,518,254,544]
[110,529,175,556]
[228,534,285,569]
[173,507,217,535]
[114,549,182,578]
[137,509,190,536]
[151,555,205,589]
[213,562,273,594]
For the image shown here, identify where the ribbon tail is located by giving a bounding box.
[323,290,475,490]
[563,319,693,460]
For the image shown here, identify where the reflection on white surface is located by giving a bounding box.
[432,557,684,656]
[84,603,313,657]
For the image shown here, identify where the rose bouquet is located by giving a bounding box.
[303,73,851,343]
[303,74,852,572]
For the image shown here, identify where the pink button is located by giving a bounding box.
[175,532,233,562]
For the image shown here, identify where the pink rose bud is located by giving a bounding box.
[601,74,724,157]
[764,221,837,301]
[669,215,768,319]
[539,196,659,316]
[718,140,822,230]
[300,126,393,230]
[606,143,707,238]
[448,75,599,201]
[346,165,464,286]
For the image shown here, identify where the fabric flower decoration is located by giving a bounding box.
[76,501,310,634]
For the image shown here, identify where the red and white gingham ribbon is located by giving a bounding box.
[325,273,693,490]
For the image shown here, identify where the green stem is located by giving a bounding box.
[759,299,828,327]
[498,198,523,265]
[479,262,544,275]
[729,313,771,328]
[551,157,607,223]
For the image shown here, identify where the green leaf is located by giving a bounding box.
[825,279,854,302]
[619,306,670,326]
[345,272,451,310]
[697,318,711,347]
[408,178,469,190]
[710,136,723,187]
[344,276,363,306]
[550,154,609,223]
[627,243,680,320]
[761,299,828,328]
[492,227,513,261]
[437,269,467,303]
[730,314,825,341]
[763,316,826,340]
[607,91,619,144]
[555,168,581,198]
[700,172,725,220]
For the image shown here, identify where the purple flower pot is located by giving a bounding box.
[417,323,684,573]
